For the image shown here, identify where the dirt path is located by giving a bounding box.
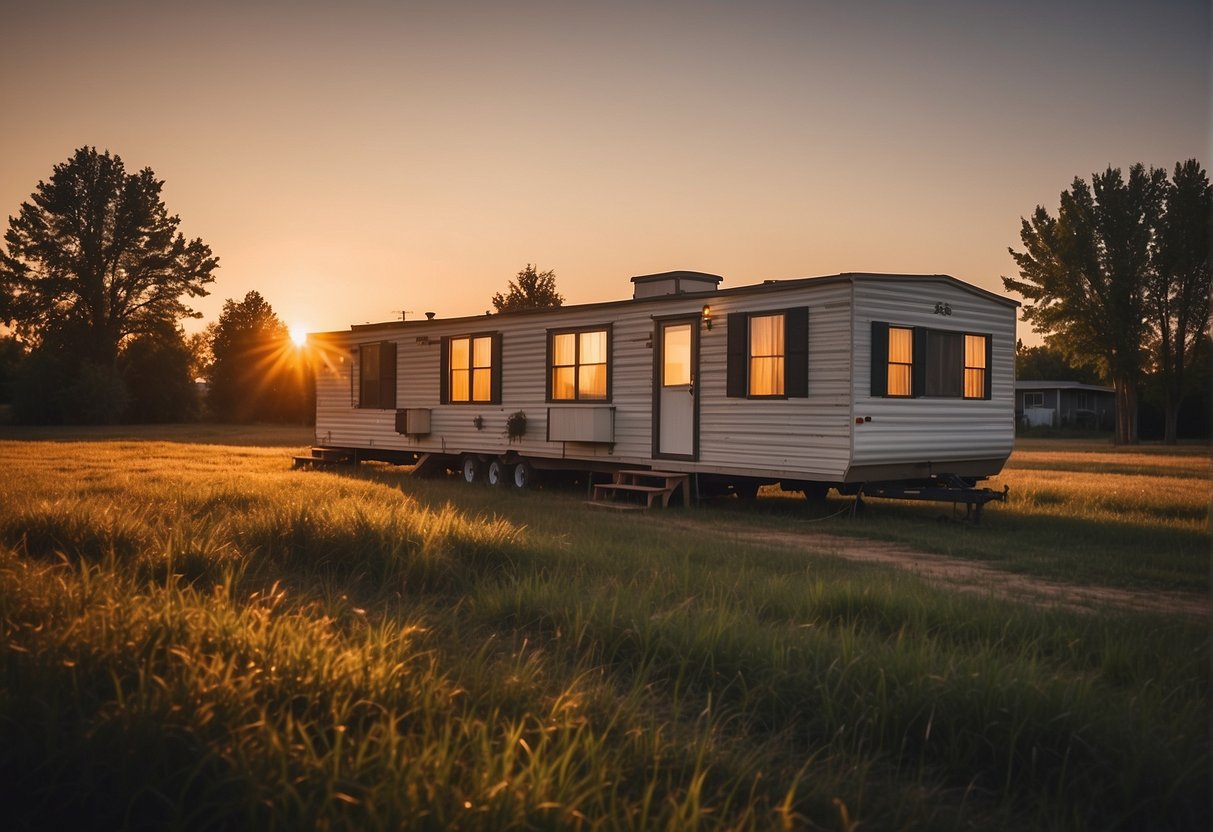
[664,519,1210,619]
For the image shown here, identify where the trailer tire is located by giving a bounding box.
[460,456,483,484]
[486,458,508,487]
[511,461,534,489]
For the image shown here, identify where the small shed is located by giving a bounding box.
[1015,380,1114,429]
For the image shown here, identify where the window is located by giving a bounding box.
[886,326,913,397]
[749,314,785,396]
[726,307,808,398]
[358,341,396,409]
[441,333,501,404]
[871,322,990,399]
[549,327,609,401]
[1024,391,1044,407]
[964,334,987,399]
[663,323,692,386]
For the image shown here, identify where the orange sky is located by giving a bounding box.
[2,0,1208,342]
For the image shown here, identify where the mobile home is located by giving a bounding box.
[306,271,1017,504]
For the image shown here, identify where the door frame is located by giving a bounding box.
[651,314,701,461]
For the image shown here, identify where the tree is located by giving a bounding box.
[1015,340,1103,384]
[0,147,218,367]
[0,335,24,406]
[119,324,198,423]
[1147,160,1212,444]
[207,291,309,423]
[1004,165,1167,444]
[491,264,563,312]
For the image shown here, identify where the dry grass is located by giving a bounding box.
[0,427,1207,830]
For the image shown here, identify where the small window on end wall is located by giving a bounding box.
[358,341,397,409]
[871,322,990,399]
[726,307,808,398]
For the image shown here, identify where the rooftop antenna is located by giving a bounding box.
[392,309,415,322]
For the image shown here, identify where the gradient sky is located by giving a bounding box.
[2,0,1208,341]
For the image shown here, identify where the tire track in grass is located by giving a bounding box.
[661,518,1210,619]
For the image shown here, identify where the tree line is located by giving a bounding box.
[1006,161,1211,444]
[0,148,310,424]
[1,147,1208,441]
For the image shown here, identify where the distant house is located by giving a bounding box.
[1016,380,1115,429]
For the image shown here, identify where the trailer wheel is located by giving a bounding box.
[486,458,508,487]
[460,455,483,484]
[511,460,534,489]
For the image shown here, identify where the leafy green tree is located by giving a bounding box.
[491,264,563,312]
[0,147,217,366]
[207,291,309,423]
[1005,165,1167,444]
[1147,160,1212,444]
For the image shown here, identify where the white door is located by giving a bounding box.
[656,320,696,458]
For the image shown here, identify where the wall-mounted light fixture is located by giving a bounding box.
[701,304,713,330]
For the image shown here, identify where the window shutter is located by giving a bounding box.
[785,307,809,398]
[439,336,450,404]
[490,333,503,404]
[870,321,888,397]
[726,312,747,398]
[912,327,928,398]
[380,341,397,409]
[544,330,553,402]
[983,335,993,400]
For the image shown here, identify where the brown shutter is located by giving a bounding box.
[983,335,993,400]
[439,336,450,404]
[490,333,503,404]
[726,312,747,398]
[785,307,808,398]
[870,322,888,397]
[544,330,554,402]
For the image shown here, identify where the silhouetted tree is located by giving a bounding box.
[207,291,309,423]
[0,147,216,423]
[1005,165,1167,444]
[1147,160,1212,444]
[0,335,23,406]
[0,147,217,366]
[491,264,563,312]
[120,324,198,423]
[1015,340,1104,384]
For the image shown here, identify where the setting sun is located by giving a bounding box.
[289,324,308,347]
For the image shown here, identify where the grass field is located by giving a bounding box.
[0,425,1207,830]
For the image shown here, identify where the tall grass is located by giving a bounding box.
[0,429,1207,830]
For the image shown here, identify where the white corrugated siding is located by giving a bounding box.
[697,282,852,480]
[313,274,1014,482]
[849,277,1017,475]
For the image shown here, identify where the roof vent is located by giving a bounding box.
[630,270,723,299]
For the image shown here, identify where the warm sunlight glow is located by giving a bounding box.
[289,325,308,347]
